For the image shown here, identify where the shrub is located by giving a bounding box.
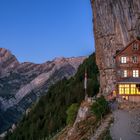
[66,103,79,125]
[91,96,109,119]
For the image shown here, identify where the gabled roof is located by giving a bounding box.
[114,38,140,58]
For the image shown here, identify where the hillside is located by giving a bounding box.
[6,53,99,140]
[0,48,85,134]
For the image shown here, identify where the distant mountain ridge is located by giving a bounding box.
[5,53,99,140]
[0,48,86,134]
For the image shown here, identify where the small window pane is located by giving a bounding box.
[132,56,138,63]
[133,43,139,50]
[121,57,127,63]
[133,70,139,77]
[123,70,127,77]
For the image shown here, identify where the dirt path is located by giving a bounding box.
[110,110,140,140]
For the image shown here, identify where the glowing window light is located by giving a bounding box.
[131,88,135,94]
[125,88,129,94]
[118,84,140,95]
[133,70,139,77]
[119,87,124,94]
[136,89,140,94]
[119,85,124,88]
[125,84,129,87]
[122,96,128,100]
[123,84,129,95]
[121,57,127,63]
[131,84,136,88]
[130,84,136,94]
[123,70,127,77]
[119,84,126,94]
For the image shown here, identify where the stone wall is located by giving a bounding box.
[91,0,140,95]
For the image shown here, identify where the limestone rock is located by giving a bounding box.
[0,48,19,76]
[91,0,140,95]
[0,48,86,134]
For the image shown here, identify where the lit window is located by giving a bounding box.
[123,70,127,77]
[119,84,129,95]
[121,57,127,63]
[119,86,124,94]
[133,43,139,50]
[132,56,138,63]
[131,84,136,94]
[131,84,136,88]
[124,84,129,94]
[133,70,139,77]
[119,85,124,94]
[119,84,140,95]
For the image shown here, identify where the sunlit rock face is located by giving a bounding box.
[0,48,86,134]
[91,0,140,95]
[0,48,19,76]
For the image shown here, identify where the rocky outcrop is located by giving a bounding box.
[53,98,97,140]
[53,98,113,140]
[91,0,140,95]
[0,48,19,76]
[66,99,93,140]
[0,48,86,134]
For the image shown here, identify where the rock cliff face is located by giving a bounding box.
[0,48,86,134]
[91,0,140,95]
[0,48,19,76]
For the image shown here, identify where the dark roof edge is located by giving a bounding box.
[114,38,140,58]
[117,82,140,84]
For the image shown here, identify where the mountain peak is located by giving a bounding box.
[0,48,19,75]
[0,49,86,134]
[52,56,86,69]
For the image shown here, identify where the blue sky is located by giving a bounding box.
[0,0,94,63]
